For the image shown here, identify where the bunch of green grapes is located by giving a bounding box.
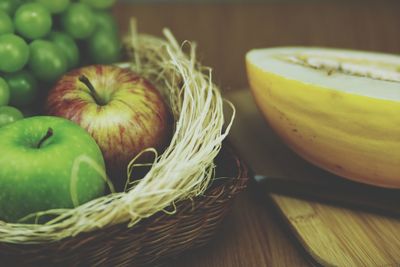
[0,0,119,127]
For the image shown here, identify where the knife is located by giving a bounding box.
[253,173,400,216]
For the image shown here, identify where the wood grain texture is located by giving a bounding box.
[167,189,310,267]
[112,2,400,266]
[114,1,400,90]
[227,90,400,267]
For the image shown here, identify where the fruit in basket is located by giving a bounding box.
[246,47,400,188]
[29,40,68,82]
[0,116,106,223]
[0,105,23,127]
[61,3,96,39]
[45,65,172,189]
[0,11,14,34]
[0,34,29,73]
[0,77,10,106]
[0,0,120,128]
[14,3,52,40]
[4,70,38,108]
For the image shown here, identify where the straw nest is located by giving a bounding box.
[0,20,234,244]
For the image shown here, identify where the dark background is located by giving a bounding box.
[113,0,400,90]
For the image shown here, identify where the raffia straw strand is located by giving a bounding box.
[0,19,234,244]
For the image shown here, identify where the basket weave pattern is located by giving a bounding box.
[0,149,248,267]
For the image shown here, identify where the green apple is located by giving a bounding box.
[0,116,106,223]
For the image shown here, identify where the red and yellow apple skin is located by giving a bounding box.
[45,65,171,189]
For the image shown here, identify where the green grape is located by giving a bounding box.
[87,29,121,64]
[0,11,13,34]
[0,0,21,16]
[4,70,38,107]
[80,0,116,10]
[29,40,67,82]
[48,31,79,69]
[0,77,10,106]
[61,3,96,39]
[15,3,52,40]
[35,0,70,14]
[94,10,118,34]
[0,106,24,127]
[0,34,30,73]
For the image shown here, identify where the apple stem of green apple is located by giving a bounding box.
[37,128,53,149]
[78,75,106,106]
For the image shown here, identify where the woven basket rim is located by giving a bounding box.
[0,147,248,267]
[0,28,233,245]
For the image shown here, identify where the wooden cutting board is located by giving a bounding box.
[226,89,400,267]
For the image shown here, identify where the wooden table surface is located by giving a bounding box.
[169,185,312,267]
[113,2,400,266]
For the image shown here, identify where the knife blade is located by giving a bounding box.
[254,173,400,216]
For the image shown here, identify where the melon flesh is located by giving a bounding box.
[247,47,400,100]
[246,47,400,188]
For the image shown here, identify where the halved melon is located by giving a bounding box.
[246,47,400,188]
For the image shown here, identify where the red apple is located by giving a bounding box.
[45,65,171,190]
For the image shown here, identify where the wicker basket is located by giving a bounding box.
[0,26,248,266]
[0,146,248,267]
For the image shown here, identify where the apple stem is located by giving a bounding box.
[79,75,106,106]
[37,128,53,149]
